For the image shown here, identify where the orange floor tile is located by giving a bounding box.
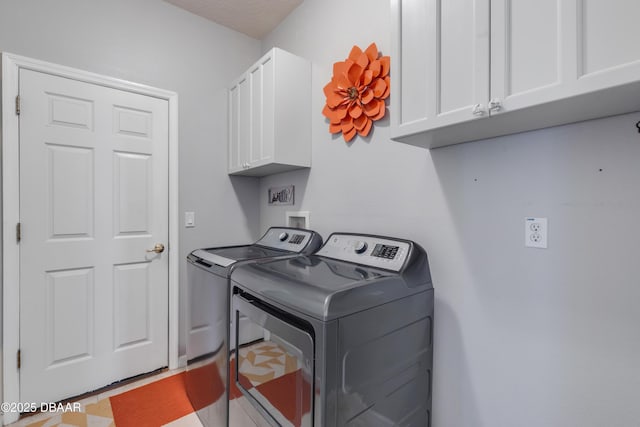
[11,370,204,427]
[109,372,194,427]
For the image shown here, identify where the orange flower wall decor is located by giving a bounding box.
[322,43,390,143]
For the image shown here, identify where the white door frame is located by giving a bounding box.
[1,52,180,424]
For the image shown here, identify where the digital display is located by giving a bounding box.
[371,244,399,259]
[288,234,305,244]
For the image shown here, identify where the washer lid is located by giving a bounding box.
[188,227,323,268]
[231,255,429,321]
[200,245,286,264]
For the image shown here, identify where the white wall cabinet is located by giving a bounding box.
[228,48,311,176]
[391,0,640,149]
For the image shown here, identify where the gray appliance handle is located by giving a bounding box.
[233,293,314,365]
[232,293,314,427]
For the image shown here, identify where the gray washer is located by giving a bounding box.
[186,227,322,427]
[230,232,434,427]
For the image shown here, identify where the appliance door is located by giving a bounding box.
[232,292,314,427]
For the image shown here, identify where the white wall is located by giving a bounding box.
[0,0,261,364]
[2,1,639,425]
[261,0,640,426]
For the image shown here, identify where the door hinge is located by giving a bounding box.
[15,95,20,115]
[16,222,21,243]
[17,349,21,370]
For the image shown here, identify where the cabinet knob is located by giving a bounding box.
[472,103,486,116]
[488,98,502,113]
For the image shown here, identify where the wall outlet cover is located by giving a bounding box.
[525,217,547,248]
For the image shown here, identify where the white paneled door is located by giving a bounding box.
[18,69,169,404]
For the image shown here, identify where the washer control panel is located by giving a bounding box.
[257,227,313,252]
[316,234,411,271]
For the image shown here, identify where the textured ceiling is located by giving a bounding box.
[165,0,303,39]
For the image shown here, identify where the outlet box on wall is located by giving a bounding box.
[286,211,310,229]
[525,217,548,248]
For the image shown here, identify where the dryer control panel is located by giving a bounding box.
[256,227,318,252]
[316,233,411,271]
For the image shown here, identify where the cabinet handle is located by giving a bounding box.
[472,104,485,116]
[488,98,502,113]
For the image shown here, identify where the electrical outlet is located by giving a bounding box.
[525,217,547,248]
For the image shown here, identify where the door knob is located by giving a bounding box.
[146,243,165,254]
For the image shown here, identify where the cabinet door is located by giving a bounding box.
[572,0,640,94]
[248,54,274,167]
[260,53,275,165]
[228,82,242,173]
[391,0,489,138]
[238,76,250,168]
[249,63,262,167]
[490,0,569,114]
[228,76,251,173]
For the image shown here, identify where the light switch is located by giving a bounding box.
[185,211,195,228]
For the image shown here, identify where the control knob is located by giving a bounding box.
[354,241,368,254]
[278,232,289,242]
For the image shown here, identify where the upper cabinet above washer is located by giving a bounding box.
[390,0,640,149]
[228,48,311,176]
